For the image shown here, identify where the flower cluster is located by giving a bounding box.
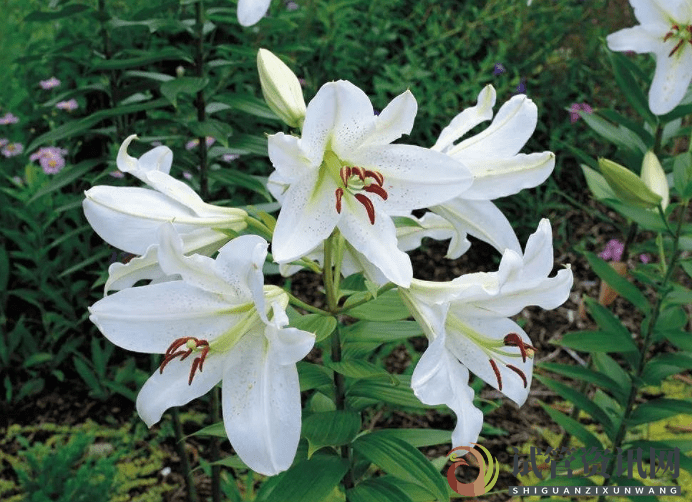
[1,141,23,158]
[83,49,571,476]
[30,146,69,174]
[569,102,593,123]
[0,112,19,125]
[39,77,61,90]
[56,99,78,111]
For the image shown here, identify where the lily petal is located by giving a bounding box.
[432,85,496,153]
[237,0,271,26]
[606,25,664,53]
[431,199,522,257]
[365,90,417,146]
[221,330,304,475]
[137,355,225,426]
[649,45,692,115]
[272,171,339,263]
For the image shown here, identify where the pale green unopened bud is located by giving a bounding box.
[640,151,669,210]
[257,49,306,128]
[599,158,662,208]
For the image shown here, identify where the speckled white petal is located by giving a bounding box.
[222,331,303,475]
[83,186,208,255]
[411,332,483,448]
[432,85,496,153]
[321,81,377,155]
[364,90,417,146]
[461,152,555,200]
[340,242,389,286]
[136,356,225,426]
[445,316,533,406]
[215,235,269,318]
[338,197,413,287]
[268,132,315,182]
[272,171,339,263]
[448,94,537,162]
[649,45,692,115]
[350,144,472,210]
[237,0,271,26]
[89,281,245,354]
[606,25,663,53]
[395,212,456,253]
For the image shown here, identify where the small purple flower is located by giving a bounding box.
[285,0,299,10]
[40,77,61,90]
[109,170,125,178]
[0,138,8,147]
[182,171,193,180]
[222,153,240,162]
[185,139,199,150]
[30,146,68,163]
[639,254,651,264]
[0,113,19,125]
[569,102,594,123]
[151,141,163,147]
[599,239,624,262]
[1,142,24,158]
[493,63,506,75]
[40,152,66,174]
[56,99,78,111]
[12,176,24,186]
[513,77,527,95]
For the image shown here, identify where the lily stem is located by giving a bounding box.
[210,386,221,502]
[171,408,199,502]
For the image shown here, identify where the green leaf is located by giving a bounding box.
[352,433,449,501]
[538,362,627,402]
[160,77,209,107]
[189,421,227,438]
[346,290,410,321]
[346,478,414,502]
[92,48,190,70]
[665,330,692,351]
[641,353,692,385]
[582,165,617,200]
[557,330,637,353]
[22,352,53,369]
[534,375,614,433]
[347,376,429,410]
[629,398,692,426]
[538,402,603,450]
[584,297,638,351]
[289,314,336,342]
[654,305,688,332]
[673,152,692,199]
[216,94,278,120]
[583,115,646,154]
[72,357,103,395]
[592,353,632,405]
[302,411,361,457]
[603,199,668,232]
[25,4,91,21]
[326,360,394,381]
[607,51,657,126]
[297,362,333,392]
[584,252,649,311]
[262,455,348,502]
[342,321,423,343]
[185,120,234,147]
[374,429,452,448]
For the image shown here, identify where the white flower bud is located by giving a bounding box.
[641,150,669,210]
[257,49,306,128]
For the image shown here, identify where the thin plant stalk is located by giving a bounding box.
[210,386,221,502]
[195,0,208,199]
[171,408,199,502]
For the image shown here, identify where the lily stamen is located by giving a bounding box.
[160,336,210,385]
[489,359,502,390]
[506,364,528,388]
[504,332,536,363]
[335,187,344,213]
[355,193,376,224]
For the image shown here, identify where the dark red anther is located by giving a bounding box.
[364,169,384,186]
[504,332,536,363]
[664,31,674,42]
[351,166,366,181]
[340,166,351,187]
[355,193,376,224]
[670,38,685,57]
[159,337,210,385]
[506,364,528,388]
[363,183,388,200]
[335,188,344,213]
[489,359,502,391]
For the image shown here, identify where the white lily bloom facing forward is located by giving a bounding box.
[399,219,573,447]
[607,0,692,115]
[89,224,315,476]
[422,85,555,259]
[268,80,473,287]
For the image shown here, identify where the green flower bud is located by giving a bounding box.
[640,150,669,210]
[257,49,306,129]
[598,158,662,208]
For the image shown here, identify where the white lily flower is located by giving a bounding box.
[268,80,472,287]
[607,0,692,115]
[399,219,573,447]
[238,0,271,26]
[424,85,555,259]
[89,224,315,476]
[83,135,247,256]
